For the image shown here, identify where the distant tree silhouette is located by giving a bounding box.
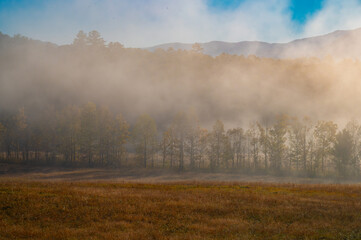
[87,30,105,47]
[73,30,87,47]
[108,42,124,50]
[191,43,203,53]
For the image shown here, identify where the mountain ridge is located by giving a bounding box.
[146,27,361,59]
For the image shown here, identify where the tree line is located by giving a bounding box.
[0,102,360,179]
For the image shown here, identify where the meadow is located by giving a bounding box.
[0,178,361,239]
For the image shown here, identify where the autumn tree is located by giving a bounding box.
[258,123,270,171]
[184,110,201,169]
[112,114,129,167]
[227,128,244,169]
[0,113,16,160]
[197,128,209,169]
[345,120,361,177]
[0,122,4,140]
[314,121,337,175]
[79,102,97,167]
[269,115,288,173]
[37,108,57,165]
[208,120,226,170]
[161,129,171,168]
[171,112,188,170]
[162,126,176,168]
[96,106,114,166]
[247,123,260,171]
[222,135,233,169]
[56,105,80,165]
[132,114,157,168]
[288,117,312,173]
[332,129,353,177]
[14,107,28,163]
[0,122,5,160]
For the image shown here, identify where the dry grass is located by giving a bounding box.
[1,163,359,184]
[0,180,361,240]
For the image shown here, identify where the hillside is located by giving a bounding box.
[147,27,361,59]
[1,30,361,127]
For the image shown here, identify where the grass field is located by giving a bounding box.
[1,180,361,240]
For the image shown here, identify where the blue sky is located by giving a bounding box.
[207,0,323,23]
[0,0,360,47]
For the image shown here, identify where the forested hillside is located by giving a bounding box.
[1,31,361,178]
[1,31,361,126]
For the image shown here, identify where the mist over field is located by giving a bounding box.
[0,29,361,179]
[2,0,361,184]
[2,1,361,239]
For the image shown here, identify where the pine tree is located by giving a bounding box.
[87,30,105,48]
[73,30,87,47]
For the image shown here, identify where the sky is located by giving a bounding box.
[1,0,361,47]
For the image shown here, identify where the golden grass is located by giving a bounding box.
[0,181,360,239]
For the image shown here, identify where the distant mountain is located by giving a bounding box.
[147,28,361,59]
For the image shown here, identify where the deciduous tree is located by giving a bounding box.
[132,114,157,168]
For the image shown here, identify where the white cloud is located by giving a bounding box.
[1,0,297,47]
[69,0,297,47]
[2,0,361,47]
[303,0,361,37]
